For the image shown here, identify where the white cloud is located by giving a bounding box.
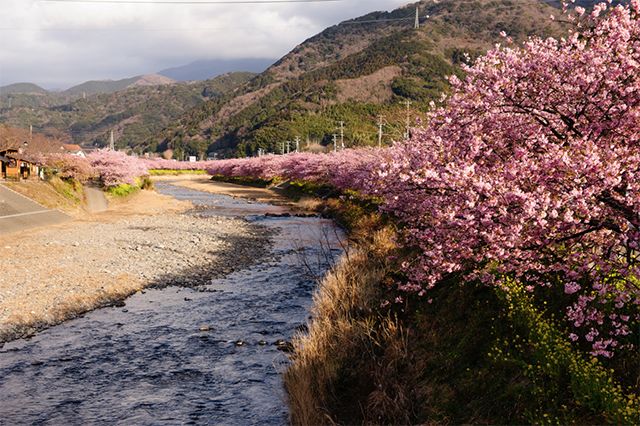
[0,0,411,88]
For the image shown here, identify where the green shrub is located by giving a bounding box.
[106,183,139,197]
[491,279,640,424]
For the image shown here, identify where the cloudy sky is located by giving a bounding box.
[0,0,411,89]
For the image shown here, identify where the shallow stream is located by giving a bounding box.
[0,183,342,425]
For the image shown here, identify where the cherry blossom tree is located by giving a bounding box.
[202,1,640,356]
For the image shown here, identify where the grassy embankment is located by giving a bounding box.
[5,174,155,214]
[210,175,639,425]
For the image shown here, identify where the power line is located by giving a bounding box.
[40,0,341,4]
[0,5,540,32]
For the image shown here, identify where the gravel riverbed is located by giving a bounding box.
[0,193,273,344]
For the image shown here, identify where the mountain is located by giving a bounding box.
[0,83,48,95]
[156,0,565,159]
[64,74,175,97]
[0,74,178,110]
[159,58,275,81]
[0,72,255,152]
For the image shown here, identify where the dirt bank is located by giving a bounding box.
[0,187,272,344]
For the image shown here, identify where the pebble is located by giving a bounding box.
[0,203,274,344]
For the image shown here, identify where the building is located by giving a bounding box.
[0,148,40,180]
[63,144,86,157]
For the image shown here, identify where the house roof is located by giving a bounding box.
[63,144,83,151]
[0,150,39,164]
[0,126,65,156]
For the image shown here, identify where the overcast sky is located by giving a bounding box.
[0,0,411,89]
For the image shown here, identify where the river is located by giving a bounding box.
[0,183,343,425]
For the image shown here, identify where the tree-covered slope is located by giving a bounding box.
[0,72,255,153]
[158,0,565,158]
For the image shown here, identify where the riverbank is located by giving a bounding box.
[0,184,273,344]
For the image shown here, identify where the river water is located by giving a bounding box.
[0,183,342,425]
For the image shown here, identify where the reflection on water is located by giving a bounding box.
[0,183,342,425]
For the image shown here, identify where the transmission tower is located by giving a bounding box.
[414,6,420,29]
[377,115,384,148]
[403,100,413,140]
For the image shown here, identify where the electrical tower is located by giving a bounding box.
[377,115,384,148]
[295,136,300,153]
[414,6,420,29]
[403,100,413,140]
[333,134,338,153]
[109,130,115,150]
[338,121,345,150]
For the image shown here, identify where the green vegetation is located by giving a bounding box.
[48,176,85,203]
[158,0,564,158]
[105,176,153,197]
[106,183,140,197]
[0,72,255,154]
[276,186,639,425]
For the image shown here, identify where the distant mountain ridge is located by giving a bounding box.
[0,72,256,152]
[64,74,175,96]
[0,74,175,100]
[159,58,275,81]
[0,83,48,95]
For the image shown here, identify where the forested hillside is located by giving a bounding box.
[158,0,566,158]
[0,72,254,153]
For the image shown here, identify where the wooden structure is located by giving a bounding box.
[0,149,39,181]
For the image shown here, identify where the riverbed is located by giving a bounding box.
[0,183,343,425]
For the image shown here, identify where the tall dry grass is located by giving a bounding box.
[285,227,414,425]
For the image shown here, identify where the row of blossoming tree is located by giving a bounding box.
[203,1,640,359]
[43,149,149,188]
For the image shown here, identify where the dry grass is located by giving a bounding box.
[284,227,411,425]
[335,65,401,104]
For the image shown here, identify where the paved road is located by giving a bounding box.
[0,184,70,235]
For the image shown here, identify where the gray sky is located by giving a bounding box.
[0,0,411,89]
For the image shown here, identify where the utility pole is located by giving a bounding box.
[377,115,384,148]
[403,100,413,140]
[109,130,115,150]
[286,140,291,154]
[338,121,345,150]
[414,5,420,29]
[332,134,337,153]
[295,136,300,153]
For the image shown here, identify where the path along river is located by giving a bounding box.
[0,183,343,425]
